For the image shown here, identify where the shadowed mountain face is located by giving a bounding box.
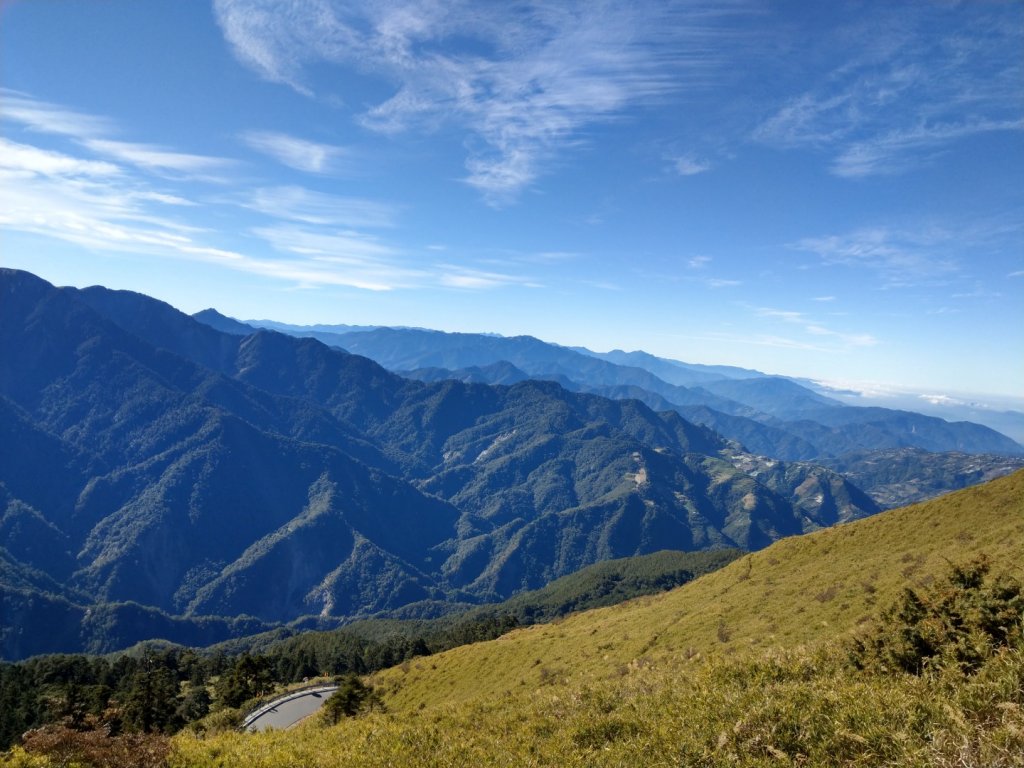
[1,269,882,658]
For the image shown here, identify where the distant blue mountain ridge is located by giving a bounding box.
[230,315,1023,460]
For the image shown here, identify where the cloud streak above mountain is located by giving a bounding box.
[753,306,878,349]
[213,0,750,203]
[793,226,960,288]
[0,94,534,293]
[752,6,1023,178]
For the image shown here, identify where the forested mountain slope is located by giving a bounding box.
[0,270,878,658]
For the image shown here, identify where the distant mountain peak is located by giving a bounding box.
[192,308,254,336]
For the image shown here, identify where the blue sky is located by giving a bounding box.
[1,0,1022,403]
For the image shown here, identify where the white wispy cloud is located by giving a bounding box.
[252,224,400,262]
[240,130,347,173]
[0,149,427,292]
[240,186,397,228]
[706,278,740,288]
[1,93,540,294]
[821,329,877,347]
[253,228,425,291]
[0,126,405,290]
[437,265,540,290]
[0,139,204,241]
[0,89,116,139]
[688,255,711,269]
[756,307,804,323]
[753,5,1024,177]
[83,139,235,177]
[919,393,965,407]
[831,118,1024,178]
[211,0,322,94]
[813,379,1024,413]
[213,0,751,202]
[793,226,959,287]
[753,91,853,148]
[951,283,1002,300]
[0,156,244,266]
[132,191,196,206]
[673,155,712,176]
[754,306,878,348]
[251,225,538,291]
[2,92,236,180]
[0,138,121,178]
[691,331,832,353]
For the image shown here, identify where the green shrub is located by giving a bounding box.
[321,677,383,725]
[183,707,241,736]
[849,556,1024,675]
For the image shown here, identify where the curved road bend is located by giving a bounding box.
[243,685,339,732]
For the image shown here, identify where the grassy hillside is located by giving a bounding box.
[372,468,1024,712]
[166,471,1024,768]
[0,549,739,754]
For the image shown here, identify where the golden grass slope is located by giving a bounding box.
[373,469,1024,712]
[170,649,1024,768]
[161,473,1024,765]
[166,471,1024,768]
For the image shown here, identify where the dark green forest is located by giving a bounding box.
[0,548,738,748]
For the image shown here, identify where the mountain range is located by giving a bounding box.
[237,319,1022,461]
[226,316,1023,504]
[1,269,899,659]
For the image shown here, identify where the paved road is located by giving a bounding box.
[242,685,339,732]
